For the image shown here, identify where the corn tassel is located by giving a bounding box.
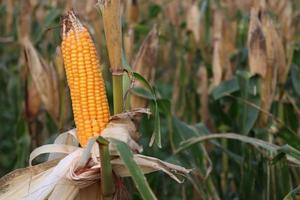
[61,11,110,146]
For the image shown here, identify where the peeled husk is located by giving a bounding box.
[0,109,190,200]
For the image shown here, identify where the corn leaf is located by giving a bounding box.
[113,139,157,200]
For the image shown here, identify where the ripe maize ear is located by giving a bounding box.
[61,11,110,146]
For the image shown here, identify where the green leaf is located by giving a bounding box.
[150,102,161,148]
[157,99,171,115]
[175,133,300,166]
[271,152,286,164]
[132,72,161,148]
[175,133,278,154]
[283,186,300,200]
[131,87,155,100]
[278,145,300,162]
[236,71,260,134]
[278,128,300,151]
[133,72,156,96]
[211,78,240,100]
[113,140,157,200]
[291,64,300,97]
[34,8,62,43]
[148,3,162,18]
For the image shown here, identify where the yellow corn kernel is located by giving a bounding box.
[61,11,110,146]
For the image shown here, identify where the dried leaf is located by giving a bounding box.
[79,182,101,200]
[212,10,223,86]
[25,80,41,121]
[98,0,122,71]
[54,47,65,81]
[18,0,32,41]
[131,26,159,108]
[259,16,279,126]
[197,66,209,125]
[165,0,181,27]
[49,179,78,200]
[274,31,287,85]
[5,0,14,34]
[124,28,135,63]
[0,160,58,200]
[186,2,201,43]
[247,8,267,77]
[0,117,190,199]
[127,0,139,26]
[23,38,60,124]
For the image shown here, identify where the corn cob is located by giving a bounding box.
[61,11,110,146]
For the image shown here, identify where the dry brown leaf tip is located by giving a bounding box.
[247,8,268,77]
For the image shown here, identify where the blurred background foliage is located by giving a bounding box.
[1,0,300,199]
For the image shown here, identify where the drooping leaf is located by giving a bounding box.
[212,78,240,100]
[113,140,157,200]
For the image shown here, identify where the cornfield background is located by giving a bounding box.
[1,0,300,199]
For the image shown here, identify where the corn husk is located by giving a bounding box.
[248,8,267,77]
[212,9,235,86]
[0,109,190,200]
[248,8,283,126]
[22,37,60,124]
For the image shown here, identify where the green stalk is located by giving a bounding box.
[112,75,123,114]
[97,137,115,200]
[97,0,123,199]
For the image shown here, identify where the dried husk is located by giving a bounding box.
[131,26,159,109]
[212,9,235,86]
[26,80,41,122]
[247,8,268,77]
[0,110,190,200]
[22,38,60,124]
[248,8,281,126]
[258,16,279,126]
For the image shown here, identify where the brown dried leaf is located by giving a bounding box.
[23,38,60,124]
[165,0,181,27]
[186,2,201,43]
[259,16,279,126]
[273,31,287,85]
[197,66,209,125]
[54,47,65,81]
[0,160,59,199]
[99,0,122,71]
[124,28,135,63]
[212,10,223,86]
[79,182,101,200]
[247,8,267,77]
[26,80,41,122]
[281,2,294,43]
[18,0,32,41]
[5,0,14,34]
[234,0,253,13]
[131,26,159,109]
[127,0,139,26]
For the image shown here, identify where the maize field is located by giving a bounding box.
[0,0,300,199]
